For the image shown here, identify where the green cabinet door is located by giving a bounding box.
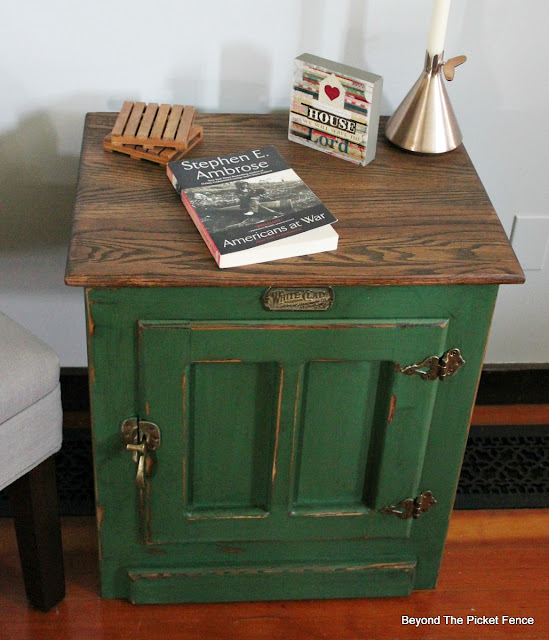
[136,318,448,548]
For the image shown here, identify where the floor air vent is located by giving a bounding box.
[455,424,549,509]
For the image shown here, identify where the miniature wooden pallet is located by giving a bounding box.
[103,125,203,166]
[103,101,203,165]
[110,102,198,150]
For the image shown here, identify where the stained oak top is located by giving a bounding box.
[65,113,524,288]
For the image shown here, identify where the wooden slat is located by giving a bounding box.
[159,148,176,162]
[148,103,171,141]
[164,125,203,162]
[122,101,146,137]
[111,103,196,149]
[103,134,177,165]
[175,106,195,143]
[163,104,184,142]
[181,123,202,151]
[140,146,163,159]
[102,125,204,166]
[110,101,133,137]
[143,105,188,150]
[136,103,158,140]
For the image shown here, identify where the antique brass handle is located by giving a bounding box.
[122,418,161,489]
[126,442,147,488]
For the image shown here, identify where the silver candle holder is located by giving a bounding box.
[386,51,467,154]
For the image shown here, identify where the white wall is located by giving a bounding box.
[1,0,547,366]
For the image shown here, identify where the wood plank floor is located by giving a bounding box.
[1,510,548,640]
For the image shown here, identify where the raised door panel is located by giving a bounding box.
[186,361,278,516]
[290,360,379,514]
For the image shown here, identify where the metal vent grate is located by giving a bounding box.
[455,425,549,509]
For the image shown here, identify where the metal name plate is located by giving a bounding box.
[262,287,334,311]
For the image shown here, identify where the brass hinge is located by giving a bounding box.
[380,491,437,520]
[121,418,161,488]
[398,348,465,381]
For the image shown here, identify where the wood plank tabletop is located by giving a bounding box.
[65,113,524,288]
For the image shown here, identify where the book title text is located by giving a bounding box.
[180,149,269,181]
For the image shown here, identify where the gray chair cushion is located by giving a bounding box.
[0,385,62,490]
[0,311,60,424]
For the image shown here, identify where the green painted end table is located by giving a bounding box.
[66,113,523,604]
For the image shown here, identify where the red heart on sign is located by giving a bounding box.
[324,85,340,101]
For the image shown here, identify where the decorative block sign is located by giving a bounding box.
[289,54,383,166]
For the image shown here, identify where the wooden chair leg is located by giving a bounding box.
[9,456,65,611]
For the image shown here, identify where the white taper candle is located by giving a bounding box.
[427,0,452,56]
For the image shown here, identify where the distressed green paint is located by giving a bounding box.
[292,360,378,510]
[85,284,498,602]
[128,559,417,604]
[189,361,277,513]
[137,318,447,546]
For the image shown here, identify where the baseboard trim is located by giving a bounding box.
[476,366,549,405]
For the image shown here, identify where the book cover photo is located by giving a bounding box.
[167,145,338,268]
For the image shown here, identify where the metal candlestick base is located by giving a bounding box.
[386,51,466,154]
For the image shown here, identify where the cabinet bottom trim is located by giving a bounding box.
[127,559,417,604]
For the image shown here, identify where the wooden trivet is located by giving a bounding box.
[103,124,203,166]
[103,101,203,165]
[110,101,198,150]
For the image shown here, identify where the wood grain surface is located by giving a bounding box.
[65,113,524,288]
[1,510,547,639]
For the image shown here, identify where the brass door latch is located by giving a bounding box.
[398,348,465,381]
[121,418,161,488]
[380,491,437,520]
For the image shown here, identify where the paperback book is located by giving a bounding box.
[167,145,338,268]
